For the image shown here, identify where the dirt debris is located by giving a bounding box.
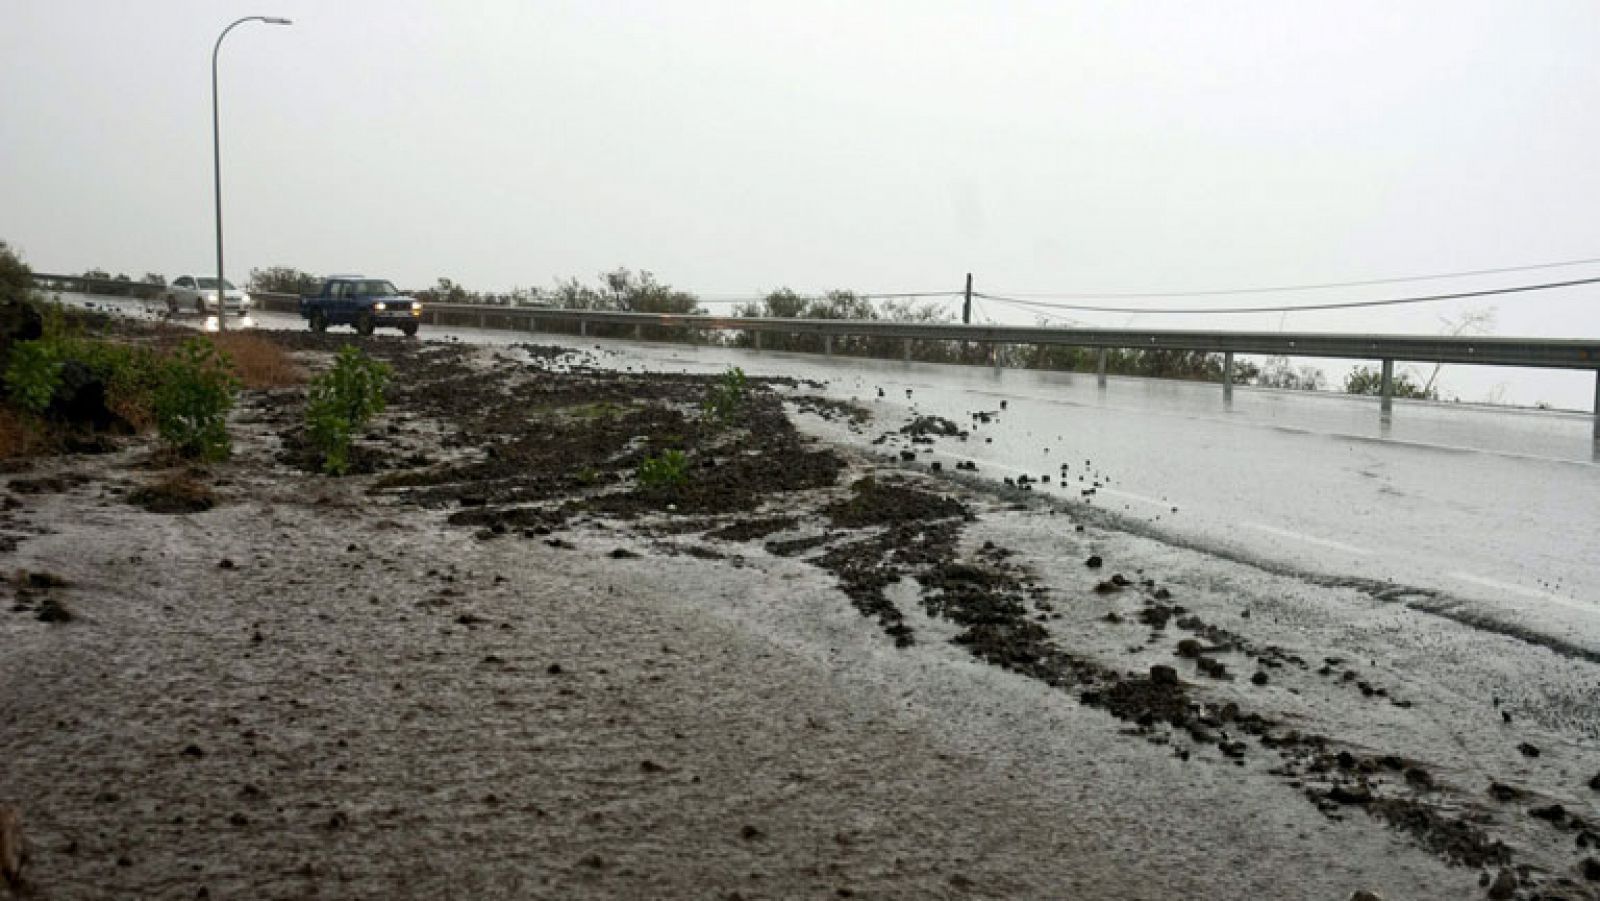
[0,323,1592,900]
[127,470,215,514]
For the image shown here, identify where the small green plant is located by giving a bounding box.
[4,340,63,414]
[637,449,689,489]
[153,338,240,461]
[306,345,391,475]
[703,366,748,422]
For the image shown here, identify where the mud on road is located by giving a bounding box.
[1,329,1596,899]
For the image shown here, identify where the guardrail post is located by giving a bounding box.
[1096,348,1108,388]
[993,343,1003,373]
[580,319,588,338]
[1380,359,1394,414]
[904,338,912,362]
[1592,368,1599,442]
[634,323,643,340]
[824,334,833,356]
[752,330,761,351]
[1223,351,1234,402]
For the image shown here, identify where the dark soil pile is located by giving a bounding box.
[899,414,965,443]
[822,476,969,528]
[256,337,855,529]
[127,471,215,514]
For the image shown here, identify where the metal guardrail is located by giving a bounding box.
[252,293,1600,368]
[32,272,168,300]
[36,276,1600,434]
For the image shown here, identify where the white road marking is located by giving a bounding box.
[1096,486,1177,510]
[1449,572,1592,612]
[1241,522,1372,556]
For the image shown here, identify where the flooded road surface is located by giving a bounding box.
[73,293,1600,657]
[55,294,1600,894]
[581,337,1600,656]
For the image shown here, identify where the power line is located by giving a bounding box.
[975,274,1600,316]
[693,291,963,308]
[985,255,1600,300]
[694,290,962,301]
[980,294,1087,327]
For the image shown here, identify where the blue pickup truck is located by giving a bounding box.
[300,276,422,336]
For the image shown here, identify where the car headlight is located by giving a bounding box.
[374,302,387,311]
[240,294,252,307]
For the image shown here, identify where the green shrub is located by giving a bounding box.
[0,241,34,308]
[702,366,748,422]
[1343,365,1436,400]
[36,300,76,343]
[306,345,391,475]
[5,340,63,414]
[5,326,163,427]
[153,338,240,460]
[94,342,162,429]
[638,449,688,489]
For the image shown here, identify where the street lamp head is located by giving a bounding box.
[263,16,292,25]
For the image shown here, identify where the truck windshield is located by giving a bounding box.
[195,278,236,290]
[349,281,400,297]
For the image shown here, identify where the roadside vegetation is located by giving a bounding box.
[151,338,240,461]
[305,346,391,475]
[0,241,298,464]
[245,266,320,296]
[208,331,304,389]
[702,366,748,423]
[637,449,689,490]
[1342,365,1437,400]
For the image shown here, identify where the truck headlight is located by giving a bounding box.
[374,302,387,311]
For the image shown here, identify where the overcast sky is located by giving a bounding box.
[3,1,1599,407]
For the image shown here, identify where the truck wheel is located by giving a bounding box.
[194,298,206,315]
[356,312,375,336]
[309,311,328,333]
[401,322,418,338]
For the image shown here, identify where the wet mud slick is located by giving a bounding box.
[1,327,1595,899]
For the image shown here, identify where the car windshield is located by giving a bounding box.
[195,278,236,290]
[350,280,400,297]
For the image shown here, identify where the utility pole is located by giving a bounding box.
[961,273,973,365]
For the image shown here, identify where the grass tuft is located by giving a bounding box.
[0,408,52,460]
[208,332,303,389]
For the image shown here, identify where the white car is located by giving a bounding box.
[164,275,252,317]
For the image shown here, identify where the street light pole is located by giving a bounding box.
[213,15,291,333]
